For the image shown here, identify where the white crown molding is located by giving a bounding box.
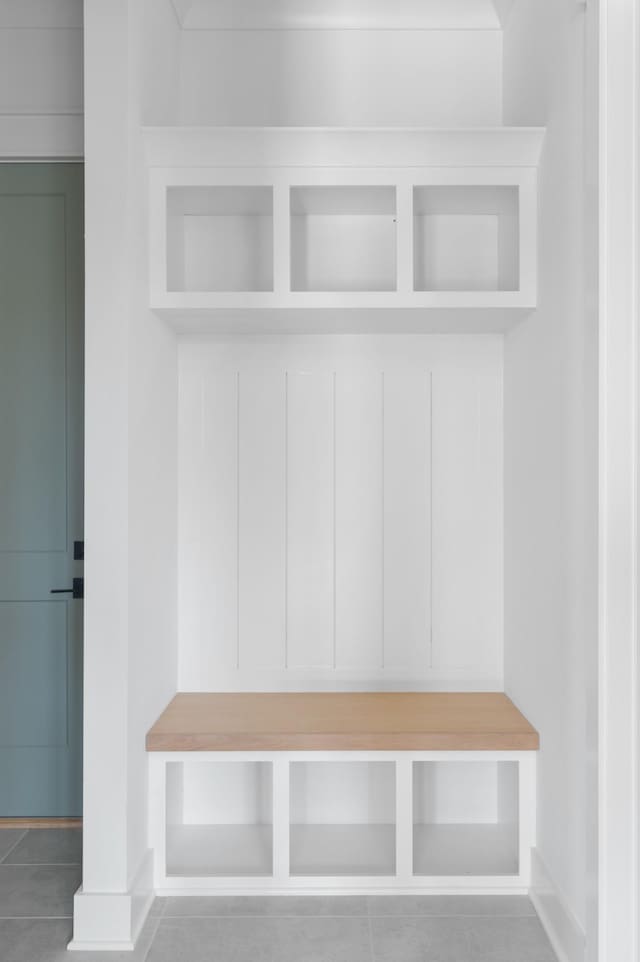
[172,0,502,32]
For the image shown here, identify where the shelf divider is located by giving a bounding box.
[273,757,290,880]
[273,184,291,297]
[396,183,413,295]
[395,757,413,881]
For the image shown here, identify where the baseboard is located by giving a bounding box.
[530,849,586,962]
[68,848,154,951]
[0,817,81,830]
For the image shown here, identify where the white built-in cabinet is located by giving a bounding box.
[150,751,535,893]
[147,128,542,330]
[138,8,548,898]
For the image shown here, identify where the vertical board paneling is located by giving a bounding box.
[335,372,384,668]
[178,337,503,687]
[179,367,238,685]
[383,372,431,670]
[238,372,286,669]
[287,372,334,668]
[431,369,502,671]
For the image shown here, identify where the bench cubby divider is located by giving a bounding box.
[148,749,536,894]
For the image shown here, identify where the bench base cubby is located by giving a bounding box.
[149,751,535,895]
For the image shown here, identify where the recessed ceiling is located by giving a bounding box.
[171,0,515,31]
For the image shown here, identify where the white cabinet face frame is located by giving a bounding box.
[148,750,536,895]
[149,166,537,316]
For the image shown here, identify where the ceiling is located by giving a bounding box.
[170,0,515,31]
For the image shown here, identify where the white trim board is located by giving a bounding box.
[530,849,586,962]
[170,0,507,31]
[0,114,84,159]
[69,849,154,951]
[598,0,640,960]
[142,126,546,169]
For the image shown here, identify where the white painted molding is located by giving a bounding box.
[0,114,83,159]
[172,0,502,31]
[530,849,586,962]
[143,126,545,169]
[598,0,640,960]
[69,849,154,951]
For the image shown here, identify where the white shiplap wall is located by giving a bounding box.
[178,334,503,689]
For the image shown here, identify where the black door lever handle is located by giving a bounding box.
[51,577,84,600]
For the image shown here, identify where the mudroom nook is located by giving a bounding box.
[72,0,615,958]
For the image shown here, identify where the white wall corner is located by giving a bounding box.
[530,849,586,962]
[69,849,154,951]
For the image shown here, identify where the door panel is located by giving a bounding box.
[0,194,68,553]
[0,603,68,747]
[0,164,83,816]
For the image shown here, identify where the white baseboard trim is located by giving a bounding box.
[530,849,586,962]
[68,848,154,951]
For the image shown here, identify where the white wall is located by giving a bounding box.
[502,0,597,949]
[140,15,503,127]
[178,335,504,691]
[177,30,502,127]
[0,0,83,157]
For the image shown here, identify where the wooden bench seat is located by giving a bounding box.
[146,691,539,752]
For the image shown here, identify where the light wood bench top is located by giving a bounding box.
[146,692,539,752]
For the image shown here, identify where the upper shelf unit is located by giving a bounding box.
[146,127,544,331]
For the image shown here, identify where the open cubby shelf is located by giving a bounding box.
[413,186,519,293]
[290,185,397,293]
[167,186,274,293]
[150,145,538,328]
[151,752,534,890]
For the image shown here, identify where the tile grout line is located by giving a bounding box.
[367,910,376,962]
[1,862,81,867]
[0,830,28,865]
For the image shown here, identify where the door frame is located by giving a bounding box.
[598,0,640,960]
[0,65,84,816]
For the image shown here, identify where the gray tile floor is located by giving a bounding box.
[0,829,558,961]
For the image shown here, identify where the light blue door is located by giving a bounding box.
[0,164,83,816]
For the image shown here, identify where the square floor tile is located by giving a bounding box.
[0,864,80,918]
[467,917,557,961]
[148,915,371,962]
[0,832,26,864]
[370,916,474,962]
[0,914,160,962]
[4,829,82,865]
[0,919,73,962]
